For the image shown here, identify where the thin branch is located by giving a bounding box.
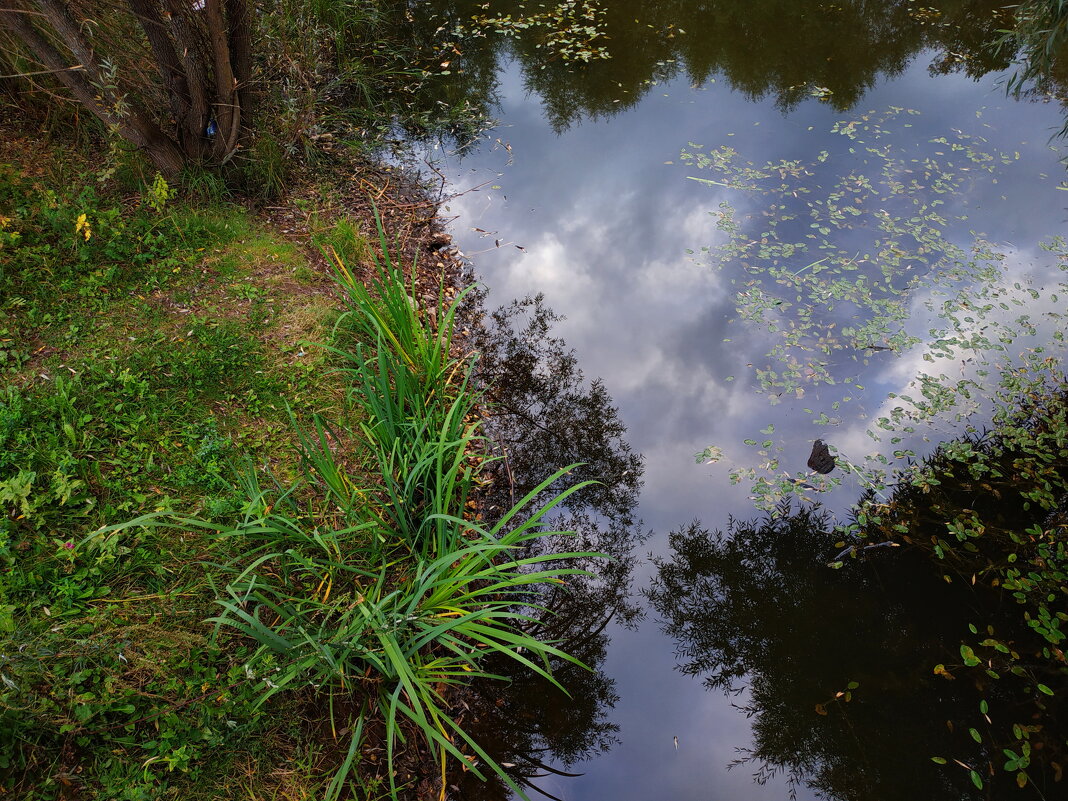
[0,6,104,114]
[1,4,184,171]
[0,61,80,78]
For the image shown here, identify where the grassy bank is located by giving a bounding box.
[0,144,598,799]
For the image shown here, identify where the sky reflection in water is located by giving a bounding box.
[430,51,1068,801]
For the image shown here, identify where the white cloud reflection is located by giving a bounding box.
[425,55,1068,801]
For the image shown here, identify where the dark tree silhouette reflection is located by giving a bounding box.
[406,0,1068,136]
[649,508,978,800]
[474,294,647,631]
[443,295,647,799]
[447,632,621,801]
[648,388,1068,800]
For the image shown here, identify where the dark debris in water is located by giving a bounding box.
[807,439,836,474]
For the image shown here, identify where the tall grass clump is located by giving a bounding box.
[329,212,466,402]
[185,221,603,798]
[326,213,482,558]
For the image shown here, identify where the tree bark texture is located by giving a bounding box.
[0,0,252,173]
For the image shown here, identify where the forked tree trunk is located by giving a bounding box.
[0,0,252,175]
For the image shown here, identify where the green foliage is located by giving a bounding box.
[0,366,267,798]
[854,382,1068,791]
[313,217,372,266]
[177,166,231,203]
[439,0,612,66]
[230,133,290,200]
[202,452,596,798]
[0,164,247,342]
[181,233,606,798]
[145,173,176,214]
[0,164,319,799]
[1001,1,1068,102]
[1,148,613,801]
[0,178,608,799]
[0,319,280,794]
[325,215,480,556]
[1,610,264,798]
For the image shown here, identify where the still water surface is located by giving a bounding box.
[414,5,1068,798]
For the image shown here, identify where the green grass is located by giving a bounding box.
[326,219,481,557]
[313,217,373,266]
[0,157,344,799]
[1,157,604,800]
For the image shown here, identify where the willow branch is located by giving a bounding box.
[0,5,107,118]
[32,0,102,77]
[0,61,80,77]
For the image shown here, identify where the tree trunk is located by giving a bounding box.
[0,0,250,174]
[0,4,186,176]
[164,0,212,160]
[126,0,191,131]
[226,0,252,130]
[204,0,238,161]
[142,135,187,176]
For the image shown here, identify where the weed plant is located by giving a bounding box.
[327,216,481,556]
[0,333,274,799]
[201,450,597,798]
[193,224,605,797]
[0,163,246,364]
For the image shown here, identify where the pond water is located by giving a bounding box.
[409,3,1068,798]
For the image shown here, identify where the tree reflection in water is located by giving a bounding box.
[448,632,621,800]
[446,294,647,799]
[408,0,1068,136]
[648,389,1068,800]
